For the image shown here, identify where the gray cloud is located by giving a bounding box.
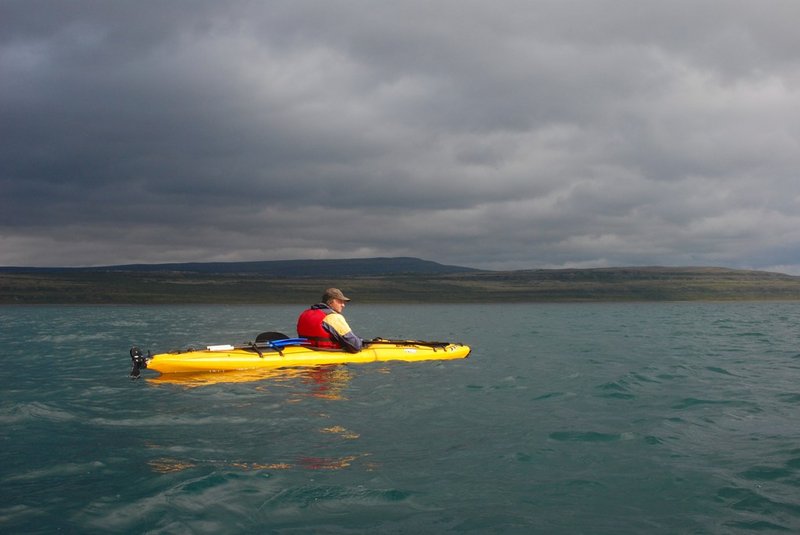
[2,0,800,272]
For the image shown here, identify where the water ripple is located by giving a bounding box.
[0,402,77,424]
[549,431,634,443]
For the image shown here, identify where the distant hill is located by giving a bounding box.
[0,257,480,277]
[2,262,800,304]
[453,266,800,302]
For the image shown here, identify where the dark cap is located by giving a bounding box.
[322,288,351,302]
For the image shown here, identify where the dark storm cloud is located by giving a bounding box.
[2,1,799,271]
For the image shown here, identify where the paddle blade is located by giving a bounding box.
[255,331,289,344]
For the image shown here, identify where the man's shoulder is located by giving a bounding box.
[323,311,344,320]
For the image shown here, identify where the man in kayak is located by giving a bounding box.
[297,288,364,353]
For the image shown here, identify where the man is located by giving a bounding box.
[296,288,364,353]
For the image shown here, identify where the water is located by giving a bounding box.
[2,302,800,534]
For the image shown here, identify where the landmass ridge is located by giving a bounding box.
[2,257,799,303]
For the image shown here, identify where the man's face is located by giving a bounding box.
[330,298,346,313]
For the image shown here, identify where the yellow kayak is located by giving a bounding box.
[130,336,470,376]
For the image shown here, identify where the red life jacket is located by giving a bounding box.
[296,307,339,349]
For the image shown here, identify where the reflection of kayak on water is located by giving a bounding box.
[145,366,312,387]
[146,365,354,397]
[130,332,471,377]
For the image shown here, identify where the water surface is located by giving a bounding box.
[2,303,800,533]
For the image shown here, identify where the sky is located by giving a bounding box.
[2,1,800,273]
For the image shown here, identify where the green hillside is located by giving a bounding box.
[2,261,799,304]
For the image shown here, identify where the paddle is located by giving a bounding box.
[365,338,455,349]
[215,332,309,357]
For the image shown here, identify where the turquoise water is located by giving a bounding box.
[2,302,800,534]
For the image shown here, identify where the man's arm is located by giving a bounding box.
[322,314,363,353]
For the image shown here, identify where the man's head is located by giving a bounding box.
[322,288,351,312]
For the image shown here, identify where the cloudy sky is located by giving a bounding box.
[2,1,799,272]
